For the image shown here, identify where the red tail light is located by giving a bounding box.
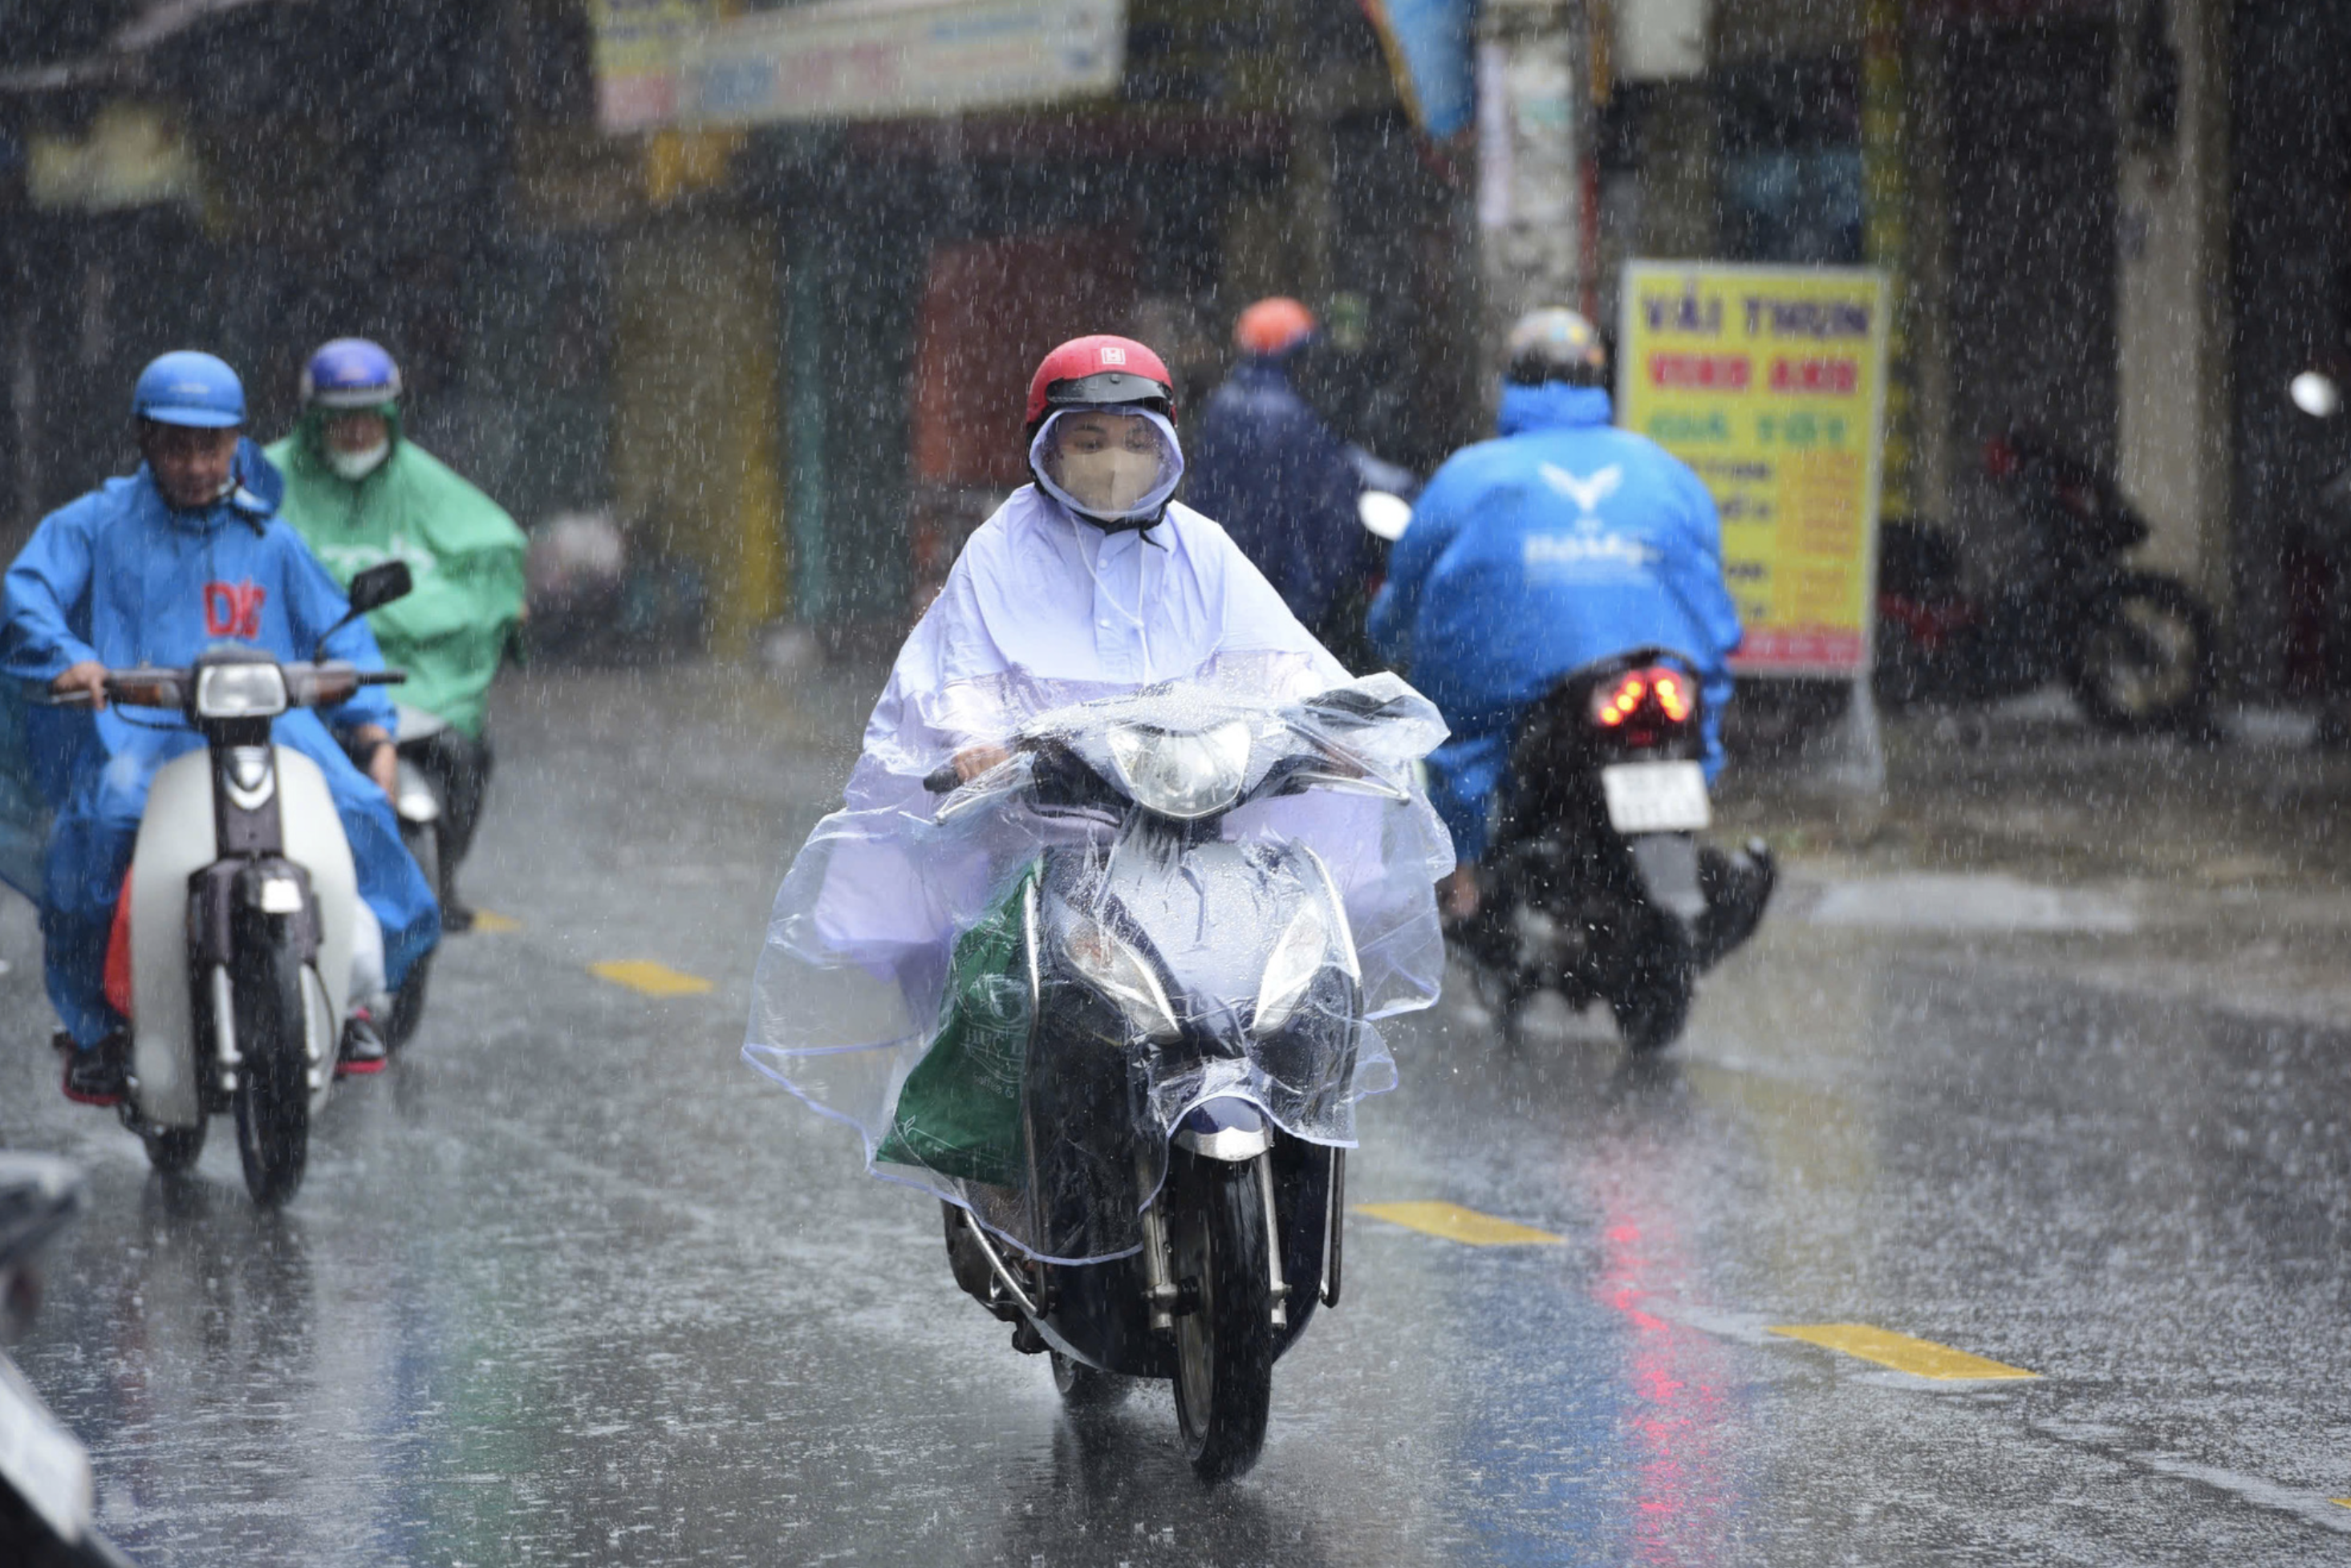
[1589,665,1695,733]
[1593,673,1646,727]
[1651,668,1690,721]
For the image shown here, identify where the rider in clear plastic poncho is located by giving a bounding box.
[745,335,1454,1261]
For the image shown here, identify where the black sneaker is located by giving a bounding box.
[440,900,476,935]
[59,1030,129,1107]
[336,1009,388,1078]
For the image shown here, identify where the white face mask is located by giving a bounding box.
[1030,408,1184,524]
[327,440,390,481]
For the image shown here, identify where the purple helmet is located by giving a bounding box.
[299,338,401,410]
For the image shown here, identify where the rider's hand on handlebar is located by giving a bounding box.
[952,744,1013,783]
[51,661,107,710]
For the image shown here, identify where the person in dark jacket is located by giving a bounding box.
[1183,299,1368,639]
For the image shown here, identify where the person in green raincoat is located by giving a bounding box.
[268,338,526,931]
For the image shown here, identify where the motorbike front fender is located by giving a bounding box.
[1626,833,1705,927]
[128,746,359,1127]
[1171,1099,1273,1161]
[393,757,441,827]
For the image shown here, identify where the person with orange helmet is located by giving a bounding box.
[1184,298,1370,637]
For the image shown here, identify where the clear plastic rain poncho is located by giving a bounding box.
[744,480,1454,1263]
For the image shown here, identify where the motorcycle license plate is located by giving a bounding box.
[1600,762,1711,833]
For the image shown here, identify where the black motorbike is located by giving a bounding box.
[915,677,1435,1480]
[1874,429,2215,731]
[0,1153,136,1566]
[1462,648,1773,1053]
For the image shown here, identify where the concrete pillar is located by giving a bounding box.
[2113,0,2230,604]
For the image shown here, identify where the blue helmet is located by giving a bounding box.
[132,351,246,429]
[300,337,401,411]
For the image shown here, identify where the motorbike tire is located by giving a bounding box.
[2071,573,2215,733]
[139,1119,207,1176]
[1609,937,1693,1054]
[1050,1351,1132,1412]
[230,940,313,1208]
[385,952,432,1052]
[1167,1153,1275,1482]
[382,816,441,1052]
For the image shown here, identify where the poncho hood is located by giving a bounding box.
[1497,381,1614,437]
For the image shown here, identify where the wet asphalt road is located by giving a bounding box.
[3,666,2349,1566]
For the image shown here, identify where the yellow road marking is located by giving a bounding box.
[1768,1323,2037,1381]
[2333,1499,2351,1509]
[469,910,522,933]
[589,960,713,997]
[1355,1201,1563,1246]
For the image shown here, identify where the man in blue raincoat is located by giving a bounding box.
[1368,308,1744,920]
[2,351,438,1103]
[1183,297,1370,638]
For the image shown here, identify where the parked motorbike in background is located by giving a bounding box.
[1874,429,2215,731]
[2286,369,2351,741]
[55,563,416,1205]
[0,1153,136,1566]
[1459,648,1774,1053]
[915,676,1439,1480]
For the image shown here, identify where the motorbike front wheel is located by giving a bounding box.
[2072,573,2215,733]
[230,940,314,1207]
[1167,1152,1275,1481]
[388,819,441,1051]
[385,951,432,1051]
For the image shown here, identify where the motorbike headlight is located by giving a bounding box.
[1253,904,1334,1036]
[1106,720,1251,821]
[1063,916,1181,1043]
[194,663,288,720]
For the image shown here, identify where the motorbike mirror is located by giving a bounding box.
[1358,489,1412,542]
[345,561,414,615]
[312,561,413,660]
[2292,371,2344,419]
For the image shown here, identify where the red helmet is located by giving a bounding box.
[1024,335,1176,433]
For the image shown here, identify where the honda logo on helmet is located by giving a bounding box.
[1100,346,1127,365]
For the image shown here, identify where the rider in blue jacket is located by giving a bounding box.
[3,352,438,1103]
[1368,309,1744,920]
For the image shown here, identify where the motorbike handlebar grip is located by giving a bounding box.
[923,763,961,794]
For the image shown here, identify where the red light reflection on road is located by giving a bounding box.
[1586,1154,1737,1562]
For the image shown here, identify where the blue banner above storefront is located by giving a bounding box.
[1361,0,1476,140]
